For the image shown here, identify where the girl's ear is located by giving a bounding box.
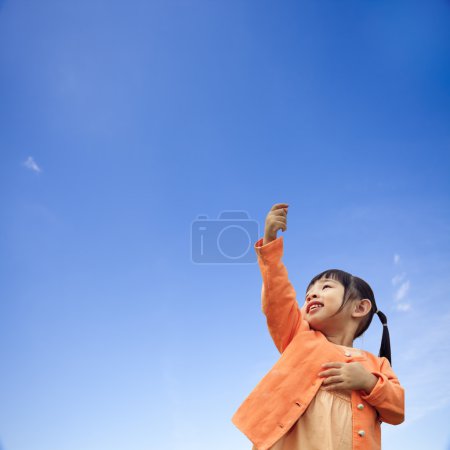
[354,298,372,317]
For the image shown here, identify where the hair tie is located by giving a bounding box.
[375,309,388,327]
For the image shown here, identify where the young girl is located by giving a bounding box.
[232,203,405,450]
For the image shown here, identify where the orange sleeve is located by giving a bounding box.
[255,235,308,354]
[359,356,405,425]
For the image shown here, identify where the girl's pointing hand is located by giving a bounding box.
[318,362,378,394]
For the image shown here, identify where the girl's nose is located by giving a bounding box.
[306,293,318,303]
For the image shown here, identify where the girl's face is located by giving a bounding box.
[301,277,350,328]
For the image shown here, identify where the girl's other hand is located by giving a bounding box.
[318,362,378,394]
[263,203,289,245]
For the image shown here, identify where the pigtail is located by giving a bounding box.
[376,310,392,367]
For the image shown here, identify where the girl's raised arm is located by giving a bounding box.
[256,203,308,353]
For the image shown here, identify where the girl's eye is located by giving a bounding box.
[323,285,331,289]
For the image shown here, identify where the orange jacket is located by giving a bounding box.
[232,236,405,450]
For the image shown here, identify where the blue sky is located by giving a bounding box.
[1,0,450,449]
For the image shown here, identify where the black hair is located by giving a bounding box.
[306,269,392,366]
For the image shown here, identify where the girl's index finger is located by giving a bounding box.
[321,362,342,368]
[271,203,290,211]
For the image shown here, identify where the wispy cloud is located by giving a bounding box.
[392,256,411,311]
[23,156,42,173]
[395,280,410,301]
[392,272,406,286]
[396,303,411,312]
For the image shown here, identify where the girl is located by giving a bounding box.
[231,203,405,450]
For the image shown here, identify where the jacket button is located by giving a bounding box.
[358,430,365,437]
[295,401,302,407]
[357,403,364,410]
[279,423,284,428]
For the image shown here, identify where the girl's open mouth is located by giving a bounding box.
[308,304,324,314]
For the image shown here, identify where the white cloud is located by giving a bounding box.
[394,253,401,264]
[392,272,406,286]
[23,156,42,173]
[396,303,411,312]
[395,280,410,301]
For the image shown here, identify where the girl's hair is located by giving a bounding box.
[306,269,392,366]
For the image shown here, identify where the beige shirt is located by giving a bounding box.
[252,345,363,450]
